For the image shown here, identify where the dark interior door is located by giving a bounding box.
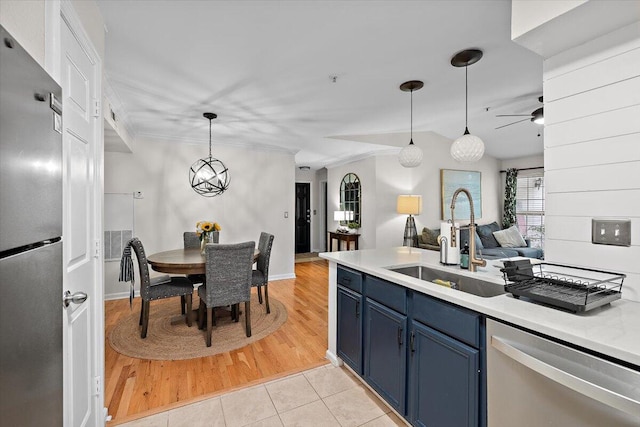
[295,182,311,253]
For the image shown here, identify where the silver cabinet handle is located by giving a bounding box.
[491,335,640,418]
[63,290,88,307]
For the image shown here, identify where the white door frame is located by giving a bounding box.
[45,1,105,425]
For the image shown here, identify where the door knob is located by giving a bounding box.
[63,290,88,307]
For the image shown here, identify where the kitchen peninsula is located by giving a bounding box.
[320,247,640,426]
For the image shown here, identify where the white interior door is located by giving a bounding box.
[61,18,100,427]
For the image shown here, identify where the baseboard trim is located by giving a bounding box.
[325,350,342,367]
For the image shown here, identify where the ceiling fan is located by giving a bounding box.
[495,96,543,129]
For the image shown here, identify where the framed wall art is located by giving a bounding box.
[440,169,482,221]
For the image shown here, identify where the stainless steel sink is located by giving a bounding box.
[388,265,506,298]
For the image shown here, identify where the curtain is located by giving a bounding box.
[502,168,518,229]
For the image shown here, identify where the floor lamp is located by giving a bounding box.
[397,195,422,247]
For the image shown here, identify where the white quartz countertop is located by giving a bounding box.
[320,247,640,367]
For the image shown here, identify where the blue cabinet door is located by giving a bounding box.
[409,320,479,427]
[364,298,407,413]
[337,286,363,374]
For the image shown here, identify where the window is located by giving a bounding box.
[515,174,544,249]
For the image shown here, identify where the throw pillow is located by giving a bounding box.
[459,227,483,250]
[493,225,527,248]
[421,227,440,246]
[476,221,501,248]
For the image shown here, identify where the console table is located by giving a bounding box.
[328,232,360,252]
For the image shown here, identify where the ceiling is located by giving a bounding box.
[97,0,544,169]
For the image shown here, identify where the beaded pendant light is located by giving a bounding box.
[398,80,424,168]
[450,49,484,162]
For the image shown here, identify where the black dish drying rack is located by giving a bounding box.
[501,261,625,313]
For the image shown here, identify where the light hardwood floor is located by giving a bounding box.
[105,260,329,424]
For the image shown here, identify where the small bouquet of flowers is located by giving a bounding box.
[196,220,221,241]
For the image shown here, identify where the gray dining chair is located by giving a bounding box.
[127,238,194,338]
[252,232,274,314]
[198,241,255,347]
[182,231,206,314]
[183,231,201,250]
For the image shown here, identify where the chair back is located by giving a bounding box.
[204,241,255,307]
[257,232,274,280]
[183,231,200,249]
[128,238,152,299]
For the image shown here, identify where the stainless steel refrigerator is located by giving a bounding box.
[0,25,64,426]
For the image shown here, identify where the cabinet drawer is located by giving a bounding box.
[337,265,362,293]
[412,292,480,348]
[366,276,407,315]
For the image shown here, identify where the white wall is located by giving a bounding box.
[104,137,296,298]
[501,154,544,172]
[327,132,502,251]
[0,0,45,65]
[328,157,378,250]
[543,23,640,301]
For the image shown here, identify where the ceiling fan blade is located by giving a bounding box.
[495,114,532,117]
[495,118,530,130]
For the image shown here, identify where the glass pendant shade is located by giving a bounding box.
[451,128,485,162]
[189,112,230,197]
[399,140,423,168]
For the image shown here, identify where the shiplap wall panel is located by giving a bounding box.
[546,162,640,193]
[544,104,640,147]
[545,47,640,101]
[544,25,640,301]
[545,76,640,125]
[544,22,640,80]
[545,190,640,217]
[545,133,639,170]
[545,216,640,244]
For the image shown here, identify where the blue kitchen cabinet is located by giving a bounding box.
[337,285,363,373]
[364,298,407,413]
[337,266,364,374]
[408,320,479,427]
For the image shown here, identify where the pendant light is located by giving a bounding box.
[450,49,484,163]
[398,80,424,168]
[189,113,230,197]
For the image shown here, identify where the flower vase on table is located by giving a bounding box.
[196,221,221,255]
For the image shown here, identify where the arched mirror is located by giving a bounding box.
[340,173,361,226]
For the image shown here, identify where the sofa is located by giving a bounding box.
[418,221,544,259]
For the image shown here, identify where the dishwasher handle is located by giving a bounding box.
[491,335,640,418]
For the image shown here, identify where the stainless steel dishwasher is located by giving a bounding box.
[486,319,640,426]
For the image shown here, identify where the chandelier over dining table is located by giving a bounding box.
[189,112,230,197]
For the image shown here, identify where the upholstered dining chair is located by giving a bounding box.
[183,231,201,250]
[182,231,205,314]
[127,238,194,338]
[198,241,255,347]
[252,232,275,314]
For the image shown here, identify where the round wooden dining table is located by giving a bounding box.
[147,248,260,275]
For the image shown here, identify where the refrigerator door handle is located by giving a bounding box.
[63,290,87,307]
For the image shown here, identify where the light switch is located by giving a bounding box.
[133,191,144,199]
[592,219,631,246]
[284,211,288,219]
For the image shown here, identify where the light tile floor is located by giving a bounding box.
[118,364,408,427]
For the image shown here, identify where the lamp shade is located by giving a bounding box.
[334,210,346,221]
[398,142,423,168]
[450,133,485,163]
[397,195,422,215]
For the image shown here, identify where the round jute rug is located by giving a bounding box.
[109,294,287,360]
